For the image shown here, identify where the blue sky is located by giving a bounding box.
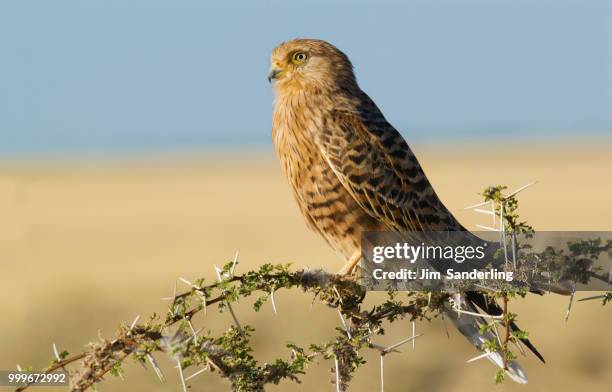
[0,0,610,156]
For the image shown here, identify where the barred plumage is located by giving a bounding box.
[270,38,462,274]
[268,39,543,381]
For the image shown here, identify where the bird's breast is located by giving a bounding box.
[272,93,324,201]
[271,93,383,258]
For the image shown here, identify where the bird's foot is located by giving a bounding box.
[337,250,361,276]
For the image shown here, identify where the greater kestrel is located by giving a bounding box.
[268,38,543,382]
[269,39,465,275]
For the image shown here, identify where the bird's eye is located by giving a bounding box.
[291,52,308,64]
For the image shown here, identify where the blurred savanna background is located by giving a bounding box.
[1,1,611,391]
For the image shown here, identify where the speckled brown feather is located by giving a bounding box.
[270,39,463,262]
[269,39,545,370]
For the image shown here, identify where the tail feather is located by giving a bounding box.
[465,291,546,364]
[444,293,531,384]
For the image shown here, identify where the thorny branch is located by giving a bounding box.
[14,185,611,391]
[15,265,443,392]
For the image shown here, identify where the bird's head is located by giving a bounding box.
[268,39,357,94]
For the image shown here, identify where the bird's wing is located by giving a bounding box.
[315,98,462,232]
[315,97,549,371]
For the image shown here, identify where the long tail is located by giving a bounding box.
[464,291,546,363]
[443,291,545,384]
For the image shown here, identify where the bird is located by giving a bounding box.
[268,38,543,383]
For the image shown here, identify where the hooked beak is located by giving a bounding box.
[267,67,283,83]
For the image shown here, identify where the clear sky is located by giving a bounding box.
[0,0,610,156]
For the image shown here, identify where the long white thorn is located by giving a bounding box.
[463,200,490,210]
[337,309,352,339]
[500,203,508,265]
[383,334,423,354]
[176,359,188,392]
[332,285,343,304]
[184,367,208,382]
[334,355,341,392]
[206,357,222,373]
[511,232,517,269]
[128,314,140,334]
[505,181,537,198]
[230,250,239,276]
[370,343,395,353]
[146,353,165,382]
[187,319,198,342]
[565,291,575,322]
[52,343,61,361]
[466,351,495,363]
[270,289,278,315]
[213,264,223,282]
[455,308,504,320]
